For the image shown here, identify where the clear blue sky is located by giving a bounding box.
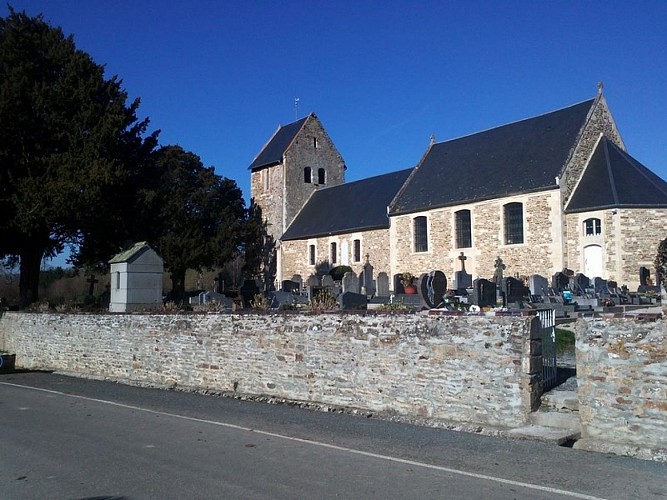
[6,1,667,202]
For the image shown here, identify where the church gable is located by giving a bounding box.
[388,99,596,216]
[566,136,667,212]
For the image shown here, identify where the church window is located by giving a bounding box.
[330,242,337,264]
[318,168,326,184]
[353,239,361,262]
[504,203,524,245]
[414,216,428,252]
[455,210,472,248]
[304,167,312,183]
[583,218,602,236]
[313,137,319,148]
[309,244,316,265]
[263,170,270,191]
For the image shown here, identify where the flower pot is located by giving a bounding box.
[404,285,417,295]
[0,353,16,373]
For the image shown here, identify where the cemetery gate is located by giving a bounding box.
[537,309,557,391]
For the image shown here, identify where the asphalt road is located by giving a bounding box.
[1,372,665,500]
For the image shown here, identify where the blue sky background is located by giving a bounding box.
[4,1,667,267]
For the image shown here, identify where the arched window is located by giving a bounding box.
[318,168,326,184]
[504,202,524,245]
[583,218,602,236]
[330,242,337,264]
[304,167,312,183]
[455,210,472,248]
[414,216,428,252]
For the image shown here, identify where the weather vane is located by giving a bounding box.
[295,97,300,120]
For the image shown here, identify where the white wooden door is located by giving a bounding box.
[584,244,603,278]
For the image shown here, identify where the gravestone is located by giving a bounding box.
[393,274,405,294]
[572,273,590,295]
[342,271,360,294]
[492,256,506,288]
[472,278,496,307]
[454,252,472,291]
[360,255,375,296]
[321,274,335,293]
[240,279,260,308]
[376,272,390,297]
[551,272,570,293]
[529,274,549,296]
[338,291,367,310]
[418,270,447,308]
[291,275,303,293]
[503,277,530,304]
[214,272,225,294]
[594,277,609,296]
[281,280,299,294]
[307,274,321,299]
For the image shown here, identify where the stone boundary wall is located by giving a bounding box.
[575,316,667,459]
[0,312,541,428]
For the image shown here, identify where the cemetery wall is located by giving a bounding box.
[0,312,541,428]
[560,96,624,206]
[575,316,667,458]
[281,228,391,285]
[390,191,562,281]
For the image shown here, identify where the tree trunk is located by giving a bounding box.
[170,269,186,303]
[19,246,44,309]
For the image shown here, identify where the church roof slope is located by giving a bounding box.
[282,168,413,241]
[566,137,667,212]
[249,115,309,170]
[389,99,596,215]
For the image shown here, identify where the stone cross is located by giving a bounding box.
[458,252,467,272]
[492,256,506,287]
[87,274,99,297]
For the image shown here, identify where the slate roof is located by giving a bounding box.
[108,241,153,264]
[282,168,413,241]
[389,99,596,215]
[249,115,309,171]
[566,137,667,212]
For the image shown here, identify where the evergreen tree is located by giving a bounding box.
[0,9,157,307]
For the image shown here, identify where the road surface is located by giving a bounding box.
[1,372,665,499]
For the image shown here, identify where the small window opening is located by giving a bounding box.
[353,239,361,262]
[309,244,316,265]
[318,168,326,184]
[304,167,312,183]
[584,218,602,236]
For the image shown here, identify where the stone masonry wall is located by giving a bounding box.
[281,229,391,287]
[390,191,562,282]
[565,208,667,288]
[561,95,624,206]
[283,116,345,232]
[575,316,667,458]
[0,312,541,428]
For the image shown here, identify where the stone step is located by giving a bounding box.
[540,390,579,412]
[506,424,580,445]
[530,410,581,432]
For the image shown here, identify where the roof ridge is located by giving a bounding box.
[609,140,667,198]
[432,97,596,145]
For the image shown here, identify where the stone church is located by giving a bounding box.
[249,88,667,290]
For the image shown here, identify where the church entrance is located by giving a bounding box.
[584,244,603,278]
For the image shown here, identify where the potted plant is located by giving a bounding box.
[0,352,16,373]
[400,272,417,294]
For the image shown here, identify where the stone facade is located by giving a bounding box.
[560,95,624,205]
[250,115,345,244]
[0,312,541,428]
[575,316,667,460]
[281,228,391,285]
[565,208,667,288]
[390,191,563,281]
